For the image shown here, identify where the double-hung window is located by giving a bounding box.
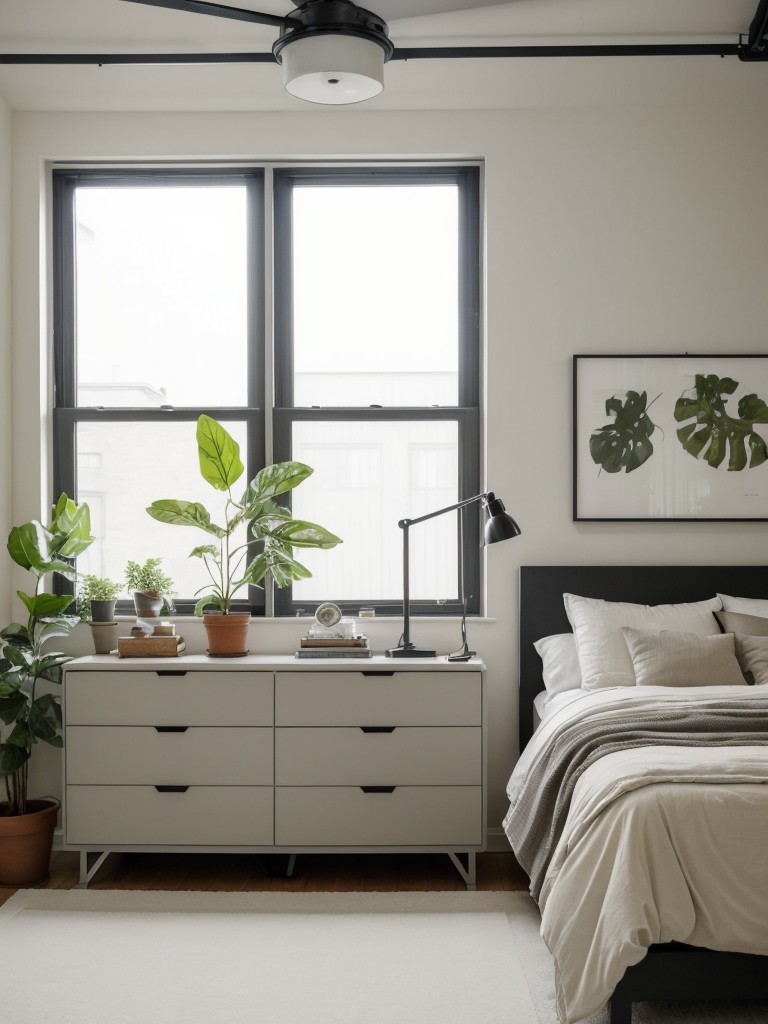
[53,163,481,617]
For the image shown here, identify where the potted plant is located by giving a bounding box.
[124,558,175,618]
[0,493,93,885]
[147,414,342,656]
[77,574,122,623]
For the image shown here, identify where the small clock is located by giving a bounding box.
[314,602,342,628]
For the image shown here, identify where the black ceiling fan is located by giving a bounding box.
[1,0,766,106]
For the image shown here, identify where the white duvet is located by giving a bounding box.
[504,685,768,1023]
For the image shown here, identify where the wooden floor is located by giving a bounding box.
[0,851,528,905]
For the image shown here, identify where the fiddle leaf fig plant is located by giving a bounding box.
[674,374,768,471]
[589,390,660,474]
[0,494,93,816]
[146,415,342,614]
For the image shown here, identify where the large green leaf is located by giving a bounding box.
[0,689,27,725]
[16,591,74,619]
[193,593,225,616]
[244,462,313,504]
[674,374,768,471]
[6,722,31,748]
[147,500,227,538]
[0,742,29,774]
[265,520,343,550]
[29,693,62,745]
[7,522,54,573]
[196,415,244,492]
[589,391,657,474]
[51,496,94,558]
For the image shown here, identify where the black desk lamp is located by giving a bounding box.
[385,491,521,659]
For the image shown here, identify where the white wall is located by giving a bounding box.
[0,96,10,626]
[11,104,768,836]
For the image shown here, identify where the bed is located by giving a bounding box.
[505,565,768,1024]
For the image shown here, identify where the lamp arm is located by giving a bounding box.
[398,491,492,531]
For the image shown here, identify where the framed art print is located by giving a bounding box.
[573,354,768,521]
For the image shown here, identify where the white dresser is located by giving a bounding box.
[63,655,485,888]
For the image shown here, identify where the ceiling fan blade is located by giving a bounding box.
[368,0,512,20]
[119,0,285,29]
[0,52,277,65]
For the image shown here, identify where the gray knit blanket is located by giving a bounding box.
[505,699,768,900]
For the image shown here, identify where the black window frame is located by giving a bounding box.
[272,165,481,618]
[52,167,266,616]
[52,163,482,618]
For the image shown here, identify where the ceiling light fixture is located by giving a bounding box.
[272,0,394,105]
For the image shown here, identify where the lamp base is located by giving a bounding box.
[447,642,476,662]
[385,644,437,658]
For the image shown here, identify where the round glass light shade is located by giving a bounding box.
[281,34,385,105]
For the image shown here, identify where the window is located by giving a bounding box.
[53,164,480,616]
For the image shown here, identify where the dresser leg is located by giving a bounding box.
[447,851,476,890]
[76,850,112,889]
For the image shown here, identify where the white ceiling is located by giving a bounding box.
[0,0,766,112]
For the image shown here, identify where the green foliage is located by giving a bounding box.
[589,391,658,474]
[77,575,122,622]
[147,414,342,615]
[124,558,176,596]
[1,495,93,815]
[674,374,768,471]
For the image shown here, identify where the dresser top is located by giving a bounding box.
[65,654,485,672]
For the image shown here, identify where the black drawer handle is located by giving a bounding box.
[156,670,187,677]
[360,786,396,794]
[362,671,394,677]
[154,785,189,793]
[360,726,396,733]
[154,726,189,733]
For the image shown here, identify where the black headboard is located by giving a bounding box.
[519,565,768,751]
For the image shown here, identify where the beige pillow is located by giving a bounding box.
[734,635,768,686]
[714,609,768,637]
[564,593,722,691]
[718,593,768,617]
[621,627,746,688]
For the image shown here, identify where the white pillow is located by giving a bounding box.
[621,627,746,688]
[718,593,768,617]
[734,635,768,686]
[533,633,582,695]
[563,592,722,691]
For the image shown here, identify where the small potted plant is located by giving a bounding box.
[124,558,175,618]
[78,574,122,623]
[0,494,93,885]
[147,414,341,656]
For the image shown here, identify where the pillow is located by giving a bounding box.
[714,609,768,637]
[734,635,768,686]
[533,633,582,695]
[563,593,722,691]
[718,593,768,617]
[621,627,746,688]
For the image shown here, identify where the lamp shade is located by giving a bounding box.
[483,492,522,545]
[281,34,385,105]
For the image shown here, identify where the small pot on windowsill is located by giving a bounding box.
[132,589,163,618]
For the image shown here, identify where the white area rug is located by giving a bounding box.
[2,889,767,1024]
[0,890,537,1024]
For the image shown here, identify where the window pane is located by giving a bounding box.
[74,186,248,408]
[292,186,459,407]
[76,420,248,603]
[290,420,458,603]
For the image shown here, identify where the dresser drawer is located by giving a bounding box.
[275,671,481,726]
[66,726,273,786]
[64,670,273,726]
[66,785,273,846]
[275,786,482,847]
[275,727,481,786]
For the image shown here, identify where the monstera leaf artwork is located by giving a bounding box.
[674,374,768,471]
[589,390,658,474]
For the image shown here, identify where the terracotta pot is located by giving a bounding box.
[0,799,59,886]
[203,613,251,657]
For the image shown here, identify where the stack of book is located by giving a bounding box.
[295,635,371,659]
